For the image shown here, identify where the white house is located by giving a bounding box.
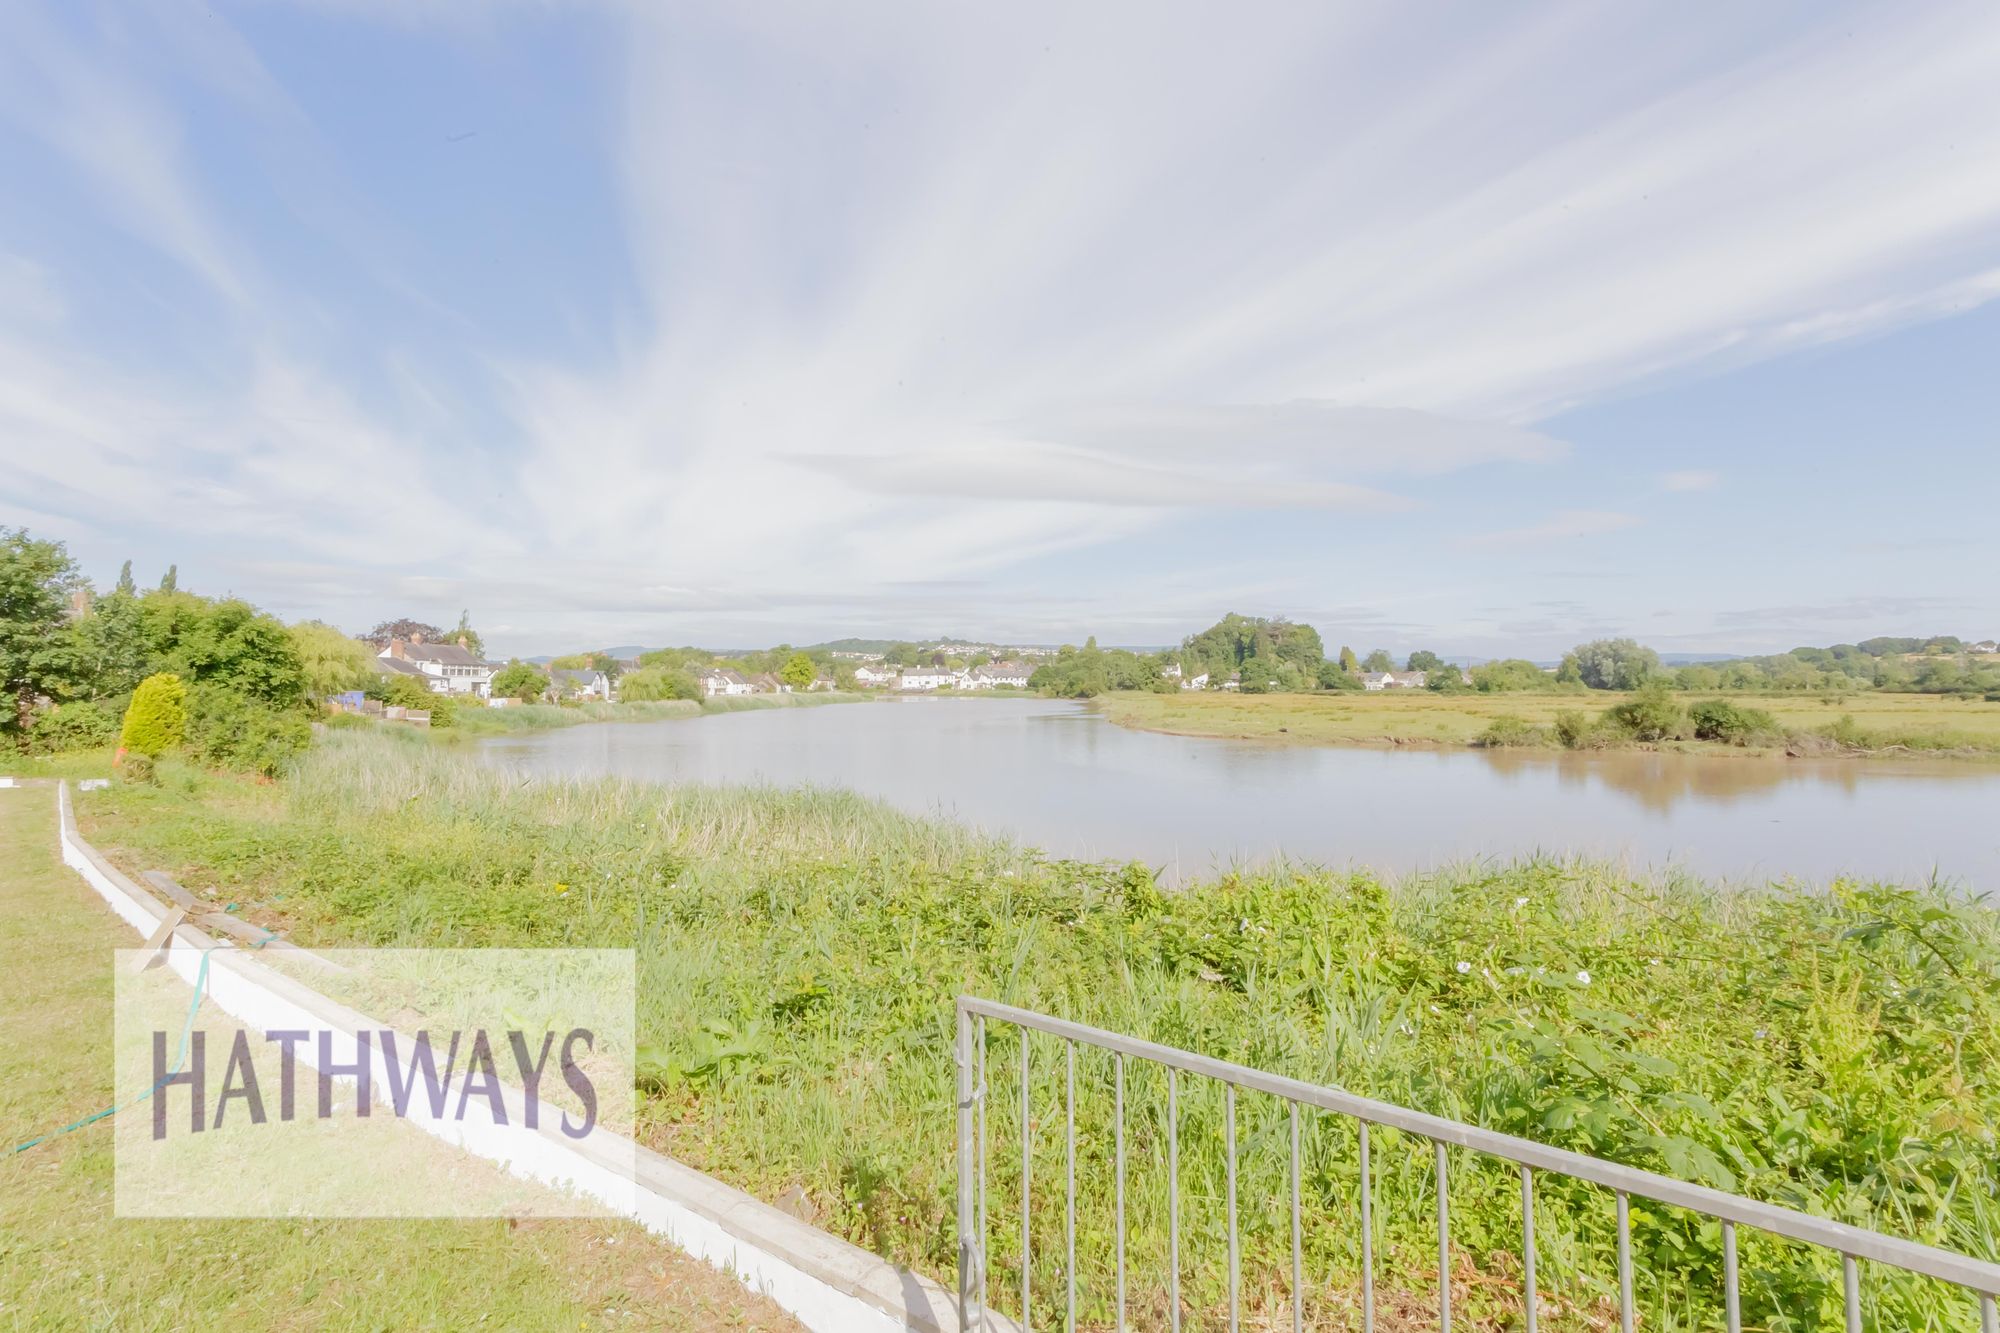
[1362,670,1428,690]
[852,664,898,688]
[898,666,957,691]
[1972,640,1999,654]
[968,660,1031,689]
[699,668,754,698]
[1181,671,1209,691]
[549,667,614,700]
[379,637,495,697]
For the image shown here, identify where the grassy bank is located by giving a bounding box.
[441,689,870,738]
[1098,689,2000,757]
[0,782,795,1330]
[70,729,2000,1329]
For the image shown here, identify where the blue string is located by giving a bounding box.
[10,948,214,1155]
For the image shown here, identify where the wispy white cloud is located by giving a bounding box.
[2,1,1999,649]
[1460,510,1642,551]
[1659,469,1720,492]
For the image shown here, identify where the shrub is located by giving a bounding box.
[618,667,701,702]
[1688,699,1779,745]
[120,673,188,758]
[120,752,156,784]
[491,661,550,703]
[1601,683,1685,742]
[31,700,118,753]
[1552,709,1597,749]
[184,684,311,777]
[1475,715,1551,747]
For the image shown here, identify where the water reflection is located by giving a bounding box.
[479,698,2000,887]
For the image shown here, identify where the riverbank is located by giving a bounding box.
[1095,688,2000,758]
[438,689,870,737]
[69,728,2000,1329]
[0,781,796,1329]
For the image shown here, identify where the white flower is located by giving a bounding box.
[1575,970,1592,985]
[1515,897,1530,908]
[1455,961,1472,974]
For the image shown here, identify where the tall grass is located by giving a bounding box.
[81,731,2000,1330]
[442,690,869,738]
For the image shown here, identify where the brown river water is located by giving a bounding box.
[480,697,2000,889]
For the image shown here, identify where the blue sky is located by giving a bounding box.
[1,1,1995,658]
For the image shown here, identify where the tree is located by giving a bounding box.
[0,528,87,744]
[115,560,136,595]
[120,673,187,757]
[1407,649,1446,673]
[159,564,177,593]
[491,660,550,703]
[1470,659,1550,692]
[1558,638,1661,690]
[1318,660,1362,690]
[779,651,817,690]
[1361,649,1395,673]
[1338,646,1359,674]
[617,667,700,702]
[288,621,375,700]
[451,610,485,658]
[362,618,446,649]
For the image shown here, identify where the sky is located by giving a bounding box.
[1,1,1996,659]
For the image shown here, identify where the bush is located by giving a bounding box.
[1601,683,1685,742]
[31,700,118,753]
[1688,699,1779,745]
[120,673,188,758]
[1475,715,1551,747]
[184,684,311,777]
[120,752,156,785]
[1552,709,1597,749]
[617,667,701,702]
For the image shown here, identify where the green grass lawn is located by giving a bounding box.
[1097,688,2000,755]
[0,783,796,1331]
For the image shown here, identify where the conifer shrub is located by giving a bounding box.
[120,673,187,758]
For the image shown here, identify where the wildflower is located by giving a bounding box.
[1575,969,1591,985]
[555,882,569,893]
[1455,961,1471,974]
[1515,896,1529,908]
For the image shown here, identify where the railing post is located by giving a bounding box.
[956,1000,983,1327]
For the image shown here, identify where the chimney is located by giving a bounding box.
[389,637,407,659]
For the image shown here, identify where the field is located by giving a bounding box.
[1098,688,2000,755]
[59,728,2000,1330]
[0,782,795,1330]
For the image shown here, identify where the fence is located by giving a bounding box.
[955,995,2000,1332]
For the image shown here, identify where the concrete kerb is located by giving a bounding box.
[55,780,989,1333]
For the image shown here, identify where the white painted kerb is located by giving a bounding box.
[56,781,982,1333]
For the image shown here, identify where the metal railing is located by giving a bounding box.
[954,995,2000,1331]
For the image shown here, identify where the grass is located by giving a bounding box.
[0,781,797,1330]
[69,730,2000,1331]
[1098,688,2000,757]
[439,690,870,738]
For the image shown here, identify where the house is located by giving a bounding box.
[1181,671,1209,691]
[1162,663,1183,681]
[852,664,898,688]
[698,668,754,698]
[1222,672,1240,691]
[1363,670,1428,690]
[809,672,838,692]
[379,635,495,697]
[968,660,1031,689]
[898,665,957,691]
[1972,640,1999,654]
[750,672,790,694]
[549,667,614,701]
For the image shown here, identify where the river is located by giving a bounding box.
[478,697,2000,887]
